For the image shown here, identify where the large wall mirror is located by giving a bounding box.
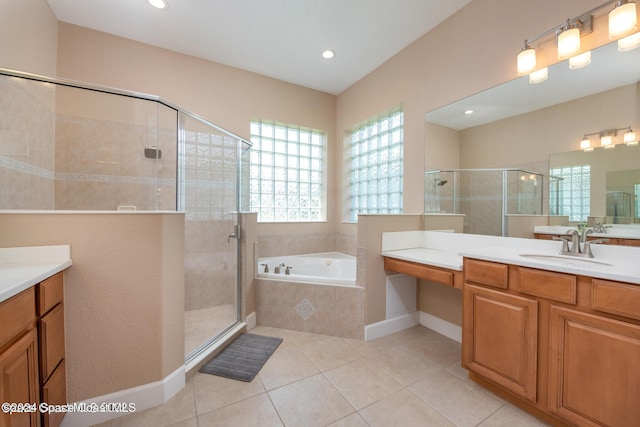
[424,40,640,230]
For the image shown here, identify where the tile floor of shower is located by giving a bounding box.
[95,325,548,427]
[184,305,237,358]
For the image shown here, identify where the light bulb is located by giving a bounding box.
[569,51,591,69]
[618,32,640,51]
[624,130,638,145]
[609,1,637,39]
[558,27,581,60]
[529,67,548,84]
[601,134,614,148]
[517,45,536,76]
[580,136,592,151]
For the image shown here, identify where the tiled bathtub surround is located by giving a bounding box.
[255,232,362,339]
[256,279,365,340]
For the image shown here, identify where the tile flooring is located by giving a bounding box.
[95,325,548,427]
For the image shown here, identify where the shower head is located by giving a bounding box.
[434,178,448,186]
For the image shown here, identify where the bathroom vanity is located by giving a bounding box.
[462,256,640,426]
[0,246,71,427]
[381,231,640,426]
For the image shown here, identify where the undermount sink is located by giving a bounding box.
[519,254,613,268]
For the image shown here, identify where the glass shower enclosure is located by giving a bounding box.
[0,69,251,364]
[425,168,544,236]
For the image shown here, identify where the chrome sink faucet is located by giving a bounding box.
[553,229,608,258]
[594,222,612,233]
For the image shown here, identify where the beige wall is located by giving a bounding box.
[0,0,58,76]
[0,213,185,402]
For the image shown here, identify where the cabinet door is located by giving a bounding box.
[549,306,640,427]
[0,329,39,427]
[463,284,538,402]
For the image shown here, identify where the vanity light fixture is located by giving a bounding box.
[517,0,639,83]
[148,0,167,9]
[609,0,637,39]
[578,126,636,150]
[618,32,640,50]
[569,51,592,69]
[529,67,548,83]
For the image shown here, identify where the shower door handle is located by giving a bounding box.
[227,225,240,243]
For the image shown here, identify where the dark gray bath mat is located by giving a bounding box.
[199,333,282,382]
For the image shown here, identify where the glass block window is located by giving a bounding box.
[345,108,404,222]
[249,121,325,222]
[550,164,590,222]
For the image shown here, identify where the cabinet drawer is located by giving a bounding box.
[592,279,640,320]
[38,272,64,316]
[514,267,576,304]
[41,360,66,427]
[0,287,36,350]
[464,258,508,289]
[39,303,65,382]
[384,257,462,288]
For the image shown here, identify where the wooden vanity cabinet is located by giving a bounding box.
[463,283,538,402]
[0,289,39,427]
[463,258,640,427]
[548,306,640,426]
[0,272,66,427]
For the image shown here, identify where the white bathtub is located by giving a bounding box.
[256,252,356,287]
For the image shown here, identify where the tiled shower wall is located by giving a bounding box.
[54,113,177,210]
[0,77,55,209]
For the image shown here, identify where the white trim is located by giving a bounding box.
[60,366,185,427]
[246,312,257,331]
[364,312,419,341]
[419,311,462,343]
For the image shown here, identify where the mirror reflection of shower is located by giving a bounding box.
[425,168,544,236]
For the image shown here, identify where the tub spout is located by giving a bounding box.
[274,263,285,274]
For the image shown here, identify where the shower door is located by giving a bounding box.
[179,112,244,363]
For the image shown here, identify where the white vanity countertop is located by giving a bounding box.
[381,231,640,285]
[534,225,640,240]
[381,247,463,270]
[0,245,72,303]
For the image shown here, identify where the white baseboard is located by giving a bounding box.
[364,312,419,341]
[419,311,462,343]
[246,311,256,331]
[364,311,462,343]
[60,365,185,427]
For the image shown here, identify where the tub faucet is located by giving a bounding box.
[285,266,293,275]
[274,263,285,274]
[261,263,269,273]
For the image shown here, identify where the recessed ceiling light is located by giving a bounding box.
[464,109,474,115]
[148,0,167,9]
[322,49,336,59]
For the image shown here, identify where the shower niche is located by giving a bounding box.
[425,169,544,236]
